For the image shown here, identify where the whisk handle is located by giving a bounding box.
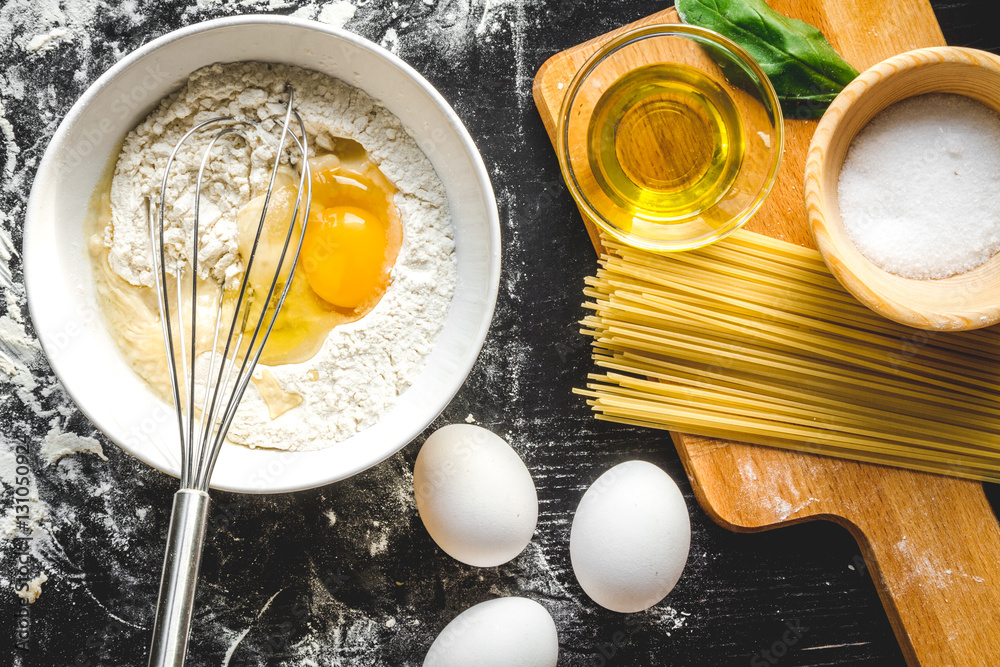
[148,489,211,667]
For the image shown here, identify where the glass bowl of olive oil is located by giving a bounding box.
[557,24,783,252]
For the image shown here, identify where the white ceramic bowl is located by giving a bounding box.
[23,16,501,493]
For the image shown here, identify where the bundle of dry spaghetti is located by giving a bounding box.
[576,229,1000,483]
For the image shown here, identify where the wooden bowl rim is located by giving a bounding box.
[805,46,1000,331]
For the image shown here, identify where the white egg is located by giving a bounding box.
[414,424,538,567]
[423,597,559,667]
[570,460,691,613]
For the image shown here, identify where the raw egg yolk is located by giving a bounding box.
[301,205,388,310]
[240,147,402,367]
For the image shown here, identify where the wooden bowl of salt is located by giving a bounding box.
[805,46,1000,331]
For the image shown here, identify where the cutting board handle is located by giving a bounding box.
[842,477,1000,666]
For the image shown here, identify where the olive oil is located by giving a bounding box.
[587,62,745,224]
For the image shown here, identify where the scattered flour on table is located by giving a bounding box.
[16,572,48,603]
[288,0,359,27]
[221,587,286,667]
[839,93,1000,279]
[0,100,18,181]
[381,26,400,52]
[26,27,73,53]
[652,605,691,636]
[0,92,64,590]
[104,62,456,451]
[0,308,43,416]
[40,421,107,464]
[318,1,358,28]
[0,0,126,78]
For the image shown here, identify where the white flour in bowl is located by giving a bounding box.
[96,62,456,451]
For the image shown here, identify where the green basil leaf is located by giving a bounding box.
[676,0,859,118]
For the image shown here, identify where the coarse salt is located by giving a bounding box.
[838,93,1000,279]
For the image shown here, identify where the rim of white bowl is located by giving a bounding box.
[23,15,502,493]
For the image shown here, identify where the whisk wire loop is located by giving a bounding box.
[205,111,312,489]
[153,114,242,487]
[188,126,249,486]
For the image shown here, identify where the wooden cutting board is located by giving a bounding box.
[533,1,1000,664]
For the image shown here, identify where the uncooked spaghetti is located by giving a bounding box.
[576,229,1000,483]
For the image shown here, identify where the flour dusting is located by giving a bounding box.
[26,27,73,53]
[40,421,108,465]
[317,0,357,28]
[16,572,48,603]
[0,101,19,182]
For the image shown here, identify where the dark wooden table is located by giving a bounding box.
[1,1,996,665]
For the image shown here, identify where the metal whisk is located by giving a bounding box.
[146,86,311,667]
